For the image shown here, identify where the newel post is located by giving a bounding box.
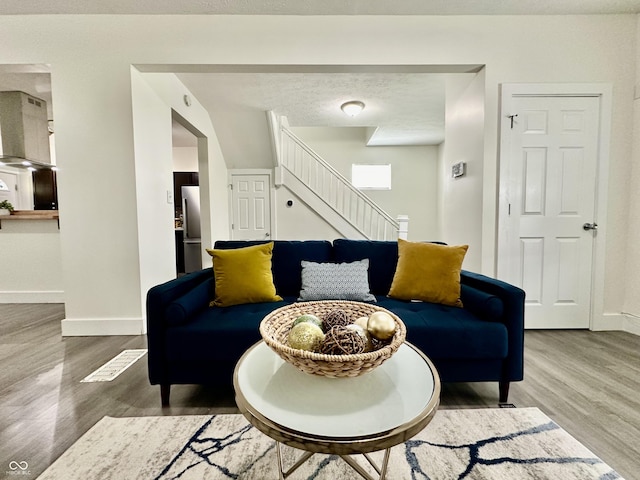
[397,215,409,240]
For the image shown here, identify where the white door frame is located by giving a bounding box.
[498,83,612,331]
[228,169,277,240]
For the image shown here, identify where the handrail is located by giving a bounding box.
[281,128,399,229]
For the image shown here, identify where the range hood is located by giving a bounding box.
[0,91,52,168]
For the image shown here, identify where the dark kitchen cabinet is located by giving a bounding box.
[33,169,58,210]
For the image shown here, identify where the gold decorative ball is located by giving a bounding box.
[367,311,396,341]
[354,316,369,330]
[288,322,325,352]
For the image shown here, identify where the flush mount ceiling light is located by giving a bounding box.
[341,100,365,117]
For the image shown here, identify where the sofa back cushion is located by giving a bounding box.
[388,239,468,307]
[332,239,399,296]
[206,242,283,307]
[213,240,333,297]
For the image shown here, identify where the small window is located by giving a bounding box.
[351,164,391,190]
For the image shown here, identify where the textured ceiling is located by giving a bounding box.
[176,72,455,147]
[0,0,639,15]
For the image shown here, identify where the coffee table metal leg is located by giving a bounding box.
[340,448,391,480]
[276,442,391,480]
[276,442,314,479]
[362,448,390,479]
[379,448,391,480]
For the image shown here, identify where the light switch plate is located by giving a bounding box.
[166,190,174,204]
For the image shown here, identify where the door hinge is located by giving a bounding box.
[229,184,233,190]
[231,223,234,230]
[508,203,511,216]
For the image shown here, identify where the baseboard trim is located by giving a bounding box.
[0,290,64,303]
[592,312,625,331]
[61,317,145,337]
[623,315,640,336]
[593,312,640,336]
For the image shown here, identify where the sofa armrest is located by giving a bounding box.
[460,284,504,322]
[146,268,213,385]
[460,270,526,382]
[164,278,212,326]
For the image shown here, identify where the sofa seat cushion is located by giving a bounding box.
[165,298,294,363]
[376,297,508,360]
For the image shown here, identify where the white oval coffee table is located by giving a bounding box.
[233,341,440,480]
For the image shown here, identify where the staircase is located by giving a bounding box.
[269,112,406,241]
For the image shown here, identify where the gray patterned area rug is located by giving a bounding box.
[37,408,622,480]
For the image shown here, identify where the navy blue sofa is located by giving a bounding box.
[147,239,525,406]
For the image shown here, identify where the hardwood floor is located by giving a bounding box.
[1,303,639,479]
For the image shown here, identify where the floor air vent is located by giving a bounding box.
[81,349,147,383]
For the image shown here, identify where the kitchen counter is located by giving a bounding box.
[0,210,59,229]
[1,210,59,220]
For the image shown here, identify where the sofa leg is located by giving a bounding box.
[499,381,510,403]
[161,384,171,407]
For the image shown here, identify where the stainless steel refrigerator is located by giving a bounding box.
[181,185,202,273]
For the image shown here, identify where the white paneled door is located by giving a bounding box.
[500,95,600,329]
[231,174,272,241]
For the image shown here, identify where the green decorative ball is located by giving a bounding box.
[288,322,325,352]
[292,314,323,329]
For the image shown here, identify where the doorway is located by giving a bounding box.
[230,171,273,241]
[172,117,201,274]
[498,84,612,329]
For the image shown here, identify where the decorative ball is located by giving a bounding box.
[367,311,396,341]
[292,314,322,329]
[288,322,325,352]
[321,325,366,355]
[322,309,351,332]
[354,316,369,330]
[346,324,373,352]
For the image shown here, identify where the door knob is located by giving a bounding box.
[583,222,598,231]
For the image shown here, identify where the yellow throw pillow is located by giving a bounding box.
[388,239,468,307]
[206,242,283,307]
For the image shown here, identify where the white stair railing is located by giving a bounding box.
[279,127,400,241]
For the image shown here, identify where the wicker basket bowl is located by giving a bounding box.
[259,300,406,378]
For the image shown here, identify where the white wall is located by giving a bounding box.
[0,220,62,302]
[172,147,198,171]
[439,71,485,271]
[290,127,439,241]
[275,185,343,240]
[622,16,640,336]
[127,72,229,335]
[0,14,635,333]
